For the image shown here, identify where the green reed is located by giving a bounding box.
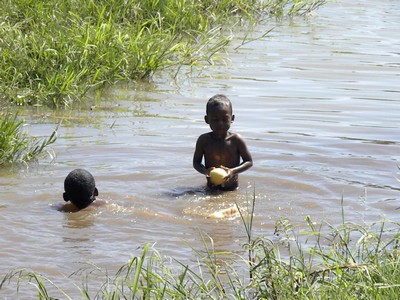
[247,215,400,299]
[266,0,327,17]
[0,0,326,108]
[0,112,57,166]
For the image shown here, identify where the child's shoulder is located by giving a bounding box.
[228,132,248,144]
[55,199,108,213]
[197,132,213,140]
[227,131,243,139]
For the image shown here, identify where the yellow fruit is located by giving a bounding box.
[209,168,227,186]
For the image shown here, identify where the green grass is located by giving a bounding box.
[2,196,400,299]
[0,0,326,108]
[0,112,57,166]
[0,0,326,165]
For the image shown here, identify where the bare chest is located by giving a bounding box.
[203,139,239,166]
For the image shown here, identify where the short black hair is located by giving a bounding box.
[63,169,97,209]
[206,94,232,115]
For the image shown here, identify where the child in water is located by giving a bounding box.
[59,168,100,212]
[193,94,253,190]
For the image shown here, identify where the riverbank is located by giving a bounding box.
[0,0,325,109]
[0,0,326,165]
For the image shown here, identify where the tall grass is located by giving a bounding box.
[247,215,400,299]
[266,0,327,17]
[0,112,57,166]
[0,0,326,108]
[2,195,400,299]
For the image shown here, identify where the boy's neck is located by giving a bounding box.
[211,131,228,140]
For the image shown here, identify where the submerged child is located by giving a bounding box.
[59,168,101,212]
[193,94,253,191]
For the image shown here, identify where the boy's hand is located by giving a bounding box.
[206,166,230,186]
[219,165,231,181]
[205,167,215,178]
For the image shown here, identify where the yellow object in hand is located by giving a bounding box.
[209,168,227,186]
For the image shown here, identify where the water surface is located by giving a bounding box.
[1,0,399,297]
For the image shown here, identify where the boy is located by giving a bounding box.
[59,168,100,212]
[193,94,253,190]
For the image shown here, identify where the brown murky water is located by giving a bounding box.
[1,0,399,297]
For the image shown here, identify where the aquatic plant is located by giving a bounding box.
[0,0,326,108]
[247,204,400,299]
[267,0,327,17]
[0,112,57,166]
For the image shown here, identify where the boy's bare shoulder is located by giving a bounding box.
[227,131,245,141]
[55,199,108,213]
[197,132,213,142]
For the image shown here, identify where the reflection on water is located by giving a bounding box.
[1,0,400,297]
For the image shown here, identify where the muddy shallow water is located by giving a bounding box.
[1,0,400,297]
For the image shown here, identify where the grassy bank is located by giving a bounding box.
[2,202,400,299]
[0,0,326,165]
[0,0,326,108]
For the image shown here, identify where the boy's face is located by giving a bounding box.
[205,105,234,137]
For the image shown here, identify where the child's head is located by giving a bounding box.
[206,94,233,116]
[63,169,98,210]
[205,94,235,135]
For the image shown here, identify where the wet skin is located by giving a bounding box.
[193,105,253,190]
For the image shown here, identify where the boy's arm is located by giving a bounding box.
[193,136,209,176]
[229,135,253,176]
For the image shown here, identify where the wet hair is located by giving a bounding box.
[63,169,97,209]
[206,94,233,115]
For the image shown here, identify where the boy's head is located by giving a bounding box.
[206,94,233,116]
[63,169,98,210]
[205,94,235,135]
